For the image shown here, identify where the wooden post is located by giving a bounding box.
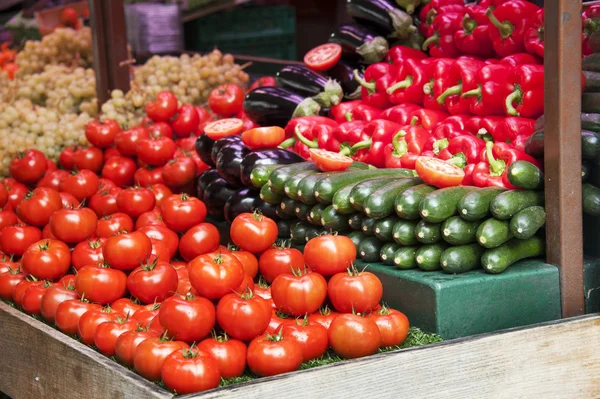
[544,0,585,317]
[89,0,110,105]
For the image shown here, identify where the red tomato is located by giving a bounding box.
[42,224,57,239]
[145,91,178,122]
[21,281,53,315]
[148,122,173,139]
[162,156,197,188]
[137,224,179,259]
[230,212,278,254]
[248,76,277,92]
[137,134,176,166]
[258,245,304,283]
[310,149,353,172]
[78,306,121,345]
[230,248,258,278]
[97,178,117,192]
[75,264,127,304]
[176,275,196,296]
[72,147,104,173]
[0,257,19,274]
[0,210,17,231]
[208,84,245,117]
[22,239,71,280]
[241,126,286,149]
[40,282,78,323]
[161,347,221,394]
[172,104,200,138]
[85,119,121,148]
[135,209,165,229]
[49,207,98,244]
[115,328,161,367]
[58,192,80,209]
[111,297,143,317]
[235,273,255,293]
[116,187,156,219]
[281,317,328,361]
[36,169,69,191]
[367,306,410,348]
[127,260,178,304]
[178,223,220,261]
[304,234,356,276]
[253,278,273,303]
[308,306,339,330]
[9,149,48,184]
[189,252,245,300]
[328,314,381,359]
[103,147,122,162]
[101,156,136,188]
[134,166,164,186]
[216,290,271,341]
[60,169,100,201]
[96,212,134,238]
[13,279,43,308]
[59,7,78,27]
[265,309,291,334]
[95,317,137,356]
[102,231,152,271]
[149,183,172,207]
[160,193,206,232]
[115,126,149,157]
[415,156,465,188]
[0,182,7,208]
[158,293,216,342]
[327,266,382,313]
[0,225,42,256]
[55,299,102,336]
[59,146,78,170]
[247,333,303,377]
[271,267,327,316]
[175,136,196,151]
[3,179,27,211]
[89,187,121,217]
[304,43,342,71]
[132,303,161,330]
[0,268,27,301]
[203,118,244,140]
[197,335,247,378]
[16,187,62,227]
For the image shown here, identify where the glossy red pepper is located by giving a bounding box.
[493,116,535,144]
[352,103,383,122]
[461,163,476,186]
[363,119,403,143]
[329,100,362,123]
[336,121,367,145]
[431,115,470,139]
[316,125,342,152]
[504,64,544,118]
[465,116,505,141]
[410,108,449,130]
[422,12,464,58]
[499,53,542,67]
[385,45,427,64]
[380,104,422,125]
[354,63,396,109]
[523,8,544,58]
[386,58,429,106]
[472,142,514,188]
[582,5,600,56]
[485,0,540,57]
[419,0,465,37]
[400,150,436,169]
[284,117,338,139]
[448,135,486,164]
[436,58,485,115]
[423,58,455,112]
[384,135,408,168]
[396,124,431,155]
[453,5,495,57]
[478,0,511,7]
[461,64,515,116]
[248,76,277,92]
[432,138,452,160]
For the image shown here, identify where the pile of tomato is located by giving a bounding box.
[0,88,409,395]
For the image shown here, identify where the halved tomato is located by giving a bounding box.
[241,127,285,149]
[310,149,353,172]
[415,156,465,188]
[204,118,244,140]
[304,43,342,72]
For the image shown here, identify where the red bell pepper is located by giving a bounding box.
[431,115,470,139]
[385,45,427,64]
[380,103,422,125]
[423,58,455,112]
[364,119,403,144]
[418,0,465,37]
[293,124,342,153]
[504,64,544,119]
[493,116,535,144]
[472,142,515,188]
[485,0,540,57]
[453,5,496,57]
[460,163,476,186]
[465,116,505,141]
[386,58,429,106]
[284,117,338,139]
[338,121,367,146]
[397,124,431,155]
[354,63,396,109]
[329,101,362,123]
[447,135,486,164]
[436,58,485,115]
[583,5,600,56]
[422,12,464,58]
[400,151,436,169]
[410,109,449,130]
[499,53,542,67]
[384,134,408,168]
[352,103,383,122]
[478,0,511,7]
[523,8,544,58]
[461,64,515,116]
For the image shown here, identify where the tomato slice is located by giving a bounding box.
[415,156,465,188]
[304,43,342,72]
[310,149,353,172]
[241,126,285,149]
[203,118,244,140]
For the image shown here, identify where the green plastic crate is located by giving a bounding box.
[184,5,296,60]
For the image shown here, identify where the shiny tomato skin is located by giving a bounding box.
[127,261,178,304]
[115,329,161,367]
[271,269,327,316]
[16,187,63,227]
[230,249,258,278]
[134,166,164,186]
[85,119,121,149]
[98,178,118,192]
[137,224,178,259]
[241,126,286,149]
[158,294,216,342]
[36,169,69,191]
[72,147,104,173]
[103,147,122,162]
[22,239,71,280]
[116,187,156,219]
[95,318,138,356]
[197,337,247,378]
[78,307,120,345]
[172,104,200,138]
[49,208,98,244]
[0,225,42,256]
[58,192,80,209]
[0,210,18,231]
[149,183,172,207]
[304,43,342,71]
[230,212,278,254]
[13,280,43,308]
[135,209,165,229]
[367,307,410,348]
[328,269,383,313]
[178,223,220,261]
[265,310,291,334]
[145,91,178,122]
[111,298,143,317]
[60,169,100,201]
[415,156,465,188]
[3,178,28,212]
[115,126,150,157]
[304,234,356,276]
[59,146,78,170]
[134,338,190,381]
[216,292,271,341]
[9,149,48,184]
[101,156,137,188]
[308,307,339,330]
[0,257,19,274]
[188,252,245,300]
[249,76,277,92]
[96,212,134,238]
[89,187,121,217]
[40,283,78,323]
[0,270,27,301]
[162,156,197,188]
[161,348,221,394]
[160,194,207,232]
[281,320,328,361]
[247,334,303,377]
[102,231,152,271]
[137,136,176,166]
[55,299,102,336]
[42,224,57,239]
[208,84,245,117]
[258,247,304,283]
[75,265,127,304]
[310,149,353,172]
[21,281,53,315]
[328,314,381,359]
[176,275,196,296]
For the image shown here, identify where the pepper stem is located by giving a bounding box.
[294,126,318,149]
[353,70,376,94]
[505,86,522,116]
[279,137,296,148]
[461,86,482,99]
[433,138,449,155]
[477,128,494,142]
[421,33,439,51]
[393,138,408,156]
[423,80,433,95]
[437,83,462,105]
[462,15,477,34]
[387,76,414,94]
[447,153,467,169]
[485,141,506,176]
[485,8,514,39]
[350,138,372,152]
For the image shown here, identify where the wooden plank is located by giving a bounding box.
[102,0,131,94]
[544,0,585,317]
[187,315,600,398]
[0,302,171,399]
[89,0,110,106]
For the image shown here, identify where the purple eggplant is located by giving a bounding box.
[329,23,389,64]
[276,65,329,97]
[346,0,417,40]
[327,60,363,100]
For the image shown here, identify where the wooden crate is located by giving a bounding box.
[2,301,600,398]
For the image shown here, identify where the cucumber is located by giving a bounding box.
[440,244,485,274]
[582,130,600,160]
[294,202,312,222]
[347,231,367,249]
[348,213,365,230]
[392,219,419,246]
[290,222,310,245]
[374,216,400,242]
[260,184,284,205]
[361,217,377,236]
[314,168,415,204]
[364,177,422,219]
[284,170,318,200]
[305,226,326,242]
[441,216,481,245]
[582,162,590,182]
[490,190,545,220]
[358,237,384,262]
[277,219,292,238]
[321,205,350,232]
[332,178,378,215]
[415,220,442,244]
[583,183,600,216]
[419,186,476,223]
[415,243,448,271]
[269,162,317,194]
[393,246,419,270]
[583,73,600,93]
[279,197,299,216]
[509,206,546,239]
[275,206,295,220]
[458,187,506,221]
[307,203,328,226]
[349,178,398,212]
[506,161,544,190]
[481,236,546,274]
[395,184,437,220]
[297,172,340,205]
[476,218,513,249]
[380,243,400,265]
[250,164,282,189]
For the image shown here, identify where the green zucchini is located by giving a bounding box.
[415,243,448,271]
[307,203,328,226]
[415,220,442,244]
[583,73,600,94]
[374,216,400,242]
[331,178,371,215]
[277,219,292,238]
[269,162,317,194]
[458,187,506,221]
[440,244,485,274]
[363,177,422,219]
[582,162,591,183]
[441,216,481,245]
[581,111,600,130]
[582,93,600,114]
[476,218,513,248]
[290,222,310,245]
[524,130,544,158]
[358,237,384,262]
[321,205,350,232]
[297,172,340,205]
[250,164,282,189]
[260,184,284,205]
[348,213,365,230]
[395,184,436,220]
[481,236,546,274]
[506,161,544,190]
[510,206,546,239]
[583,183,600,216]
[361,217,377,236]
[393,246,419,270]
[419,186,476,223]
[279,197,299,217]
[583,53,600,72]
[582,130,600,160]
[284,170,319,200]
[349,178,398,212]
[347,231,367,250]
[294,202,312,222]
[392,219,419,246]
[490,190,545,220]
[380,243,400,265]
